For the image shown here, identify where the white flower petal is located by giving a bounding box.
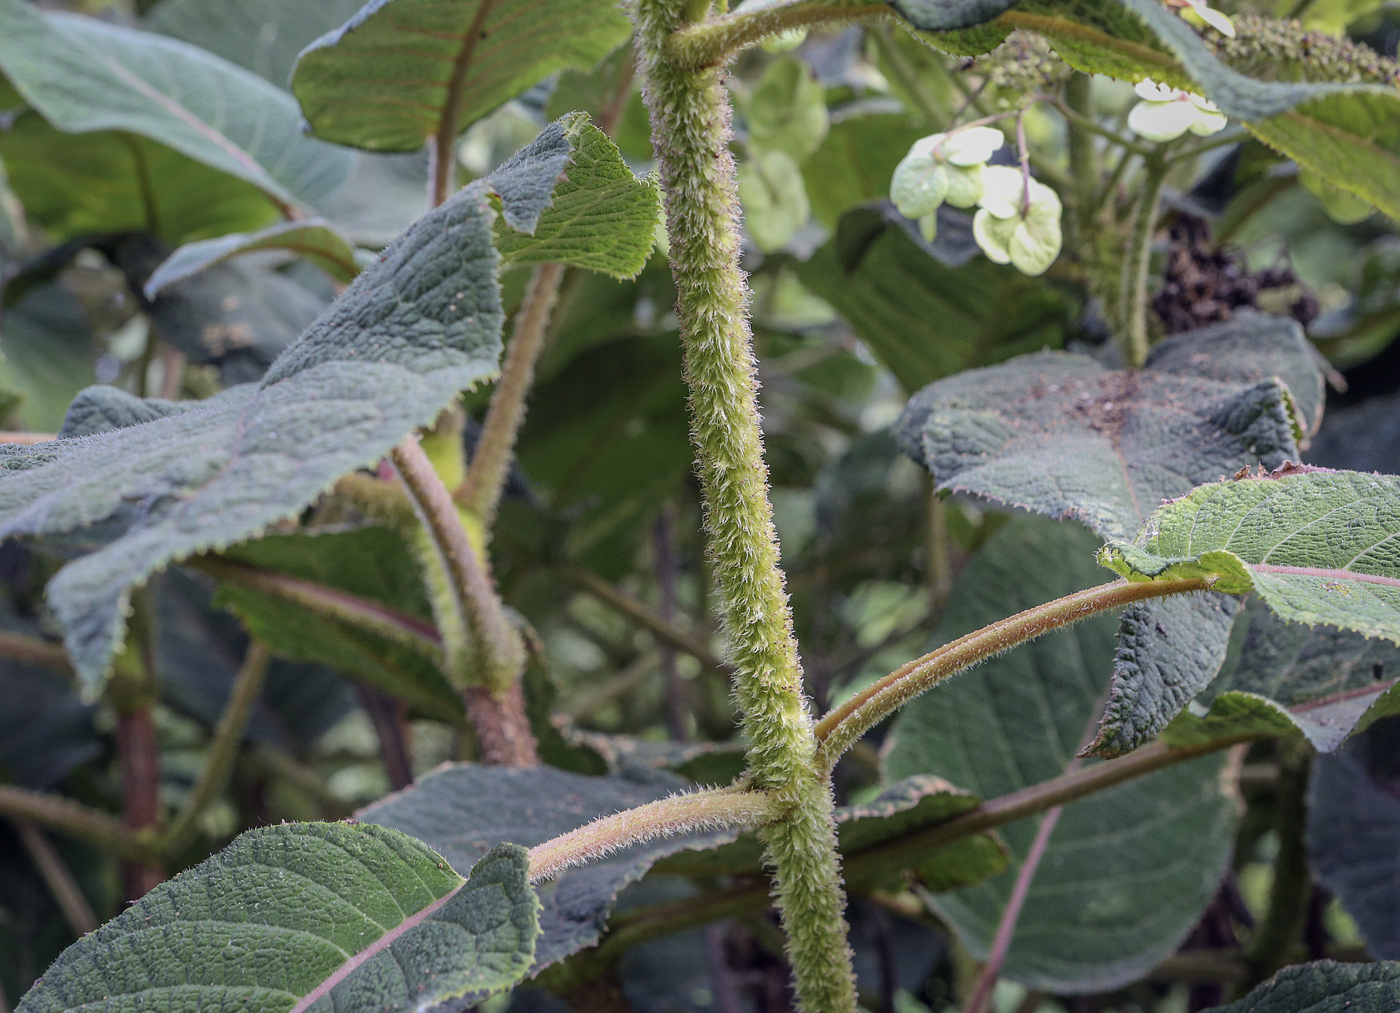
[943,164,985,208]
[972,208,1014,264]
[891,154,949,218]
[942,125,1005,166]
[918,212,938,242]
[908,133,947,160]
[1009,215,1062,276]
[1196,5,1235,34]
[1134,78,1178,102]
[1127,99,1196,141]
[1188,106,1229,135]
[976,165,1025,218]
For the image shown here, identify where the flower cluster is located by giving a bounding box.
[972,166,1063,277]
[1127,79,1228,141]
[890,126,1005,240]
[890,126,1064,276]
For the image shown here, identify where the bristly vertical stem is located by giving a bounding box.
[458,262,566,524]
[392,437,537,766]
[1124,153,1168,367]
[634,2,858,1010]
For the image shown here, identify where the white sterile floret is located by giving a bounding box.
[1174,0,1235,36]
[972,166,1063,276]
[1127,79,1228,142]
[890,127,1005,222]
[938,126,1005,167]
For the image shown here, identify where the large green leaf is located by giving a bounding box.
[291,0,631,152]
[900,314,1327,757]
[0,122,280,245]
[0,0,353,217]
[15,823,538,1013]
[1200,961,1400,1012]
[896,313,1318,542]
[212,528,466,724]
[1159,596,1400,753]
[1087,591,1242,756]
[146,0,369,87]
[491,117,659,279]
[0,119,583,695]
[796,204,1076,392]
[884,517,1237,992]
[361,764,740,973]
[1100,467,1400,639]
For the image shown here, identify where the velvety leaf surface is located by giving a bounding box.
[797,204,1075,392]
[884,517,1237,992]
[897,313,1316,542]
[0,0,352,211]
[291,0,630,152]
[213,528,465,723]
[146,220,364,296]
[1087,592,1242,757]
[0,121,582,694]
[492,117,660,279]
[361,764,739,973]
[146,0,369,87]
[1200,960,1400,1012]
[1100,467,1400,641]
[1307,718,1400,959]
[16,824,538,1013]
[1163,597,1400,753]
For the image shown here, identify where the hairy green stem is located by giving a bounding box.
[1124,154,1169,367]
[584,734,1253,971]
[458,262,566,525]
[528,786,780,882]
[636,1,858,1007]
[814,578,1211,770]
[392,437,537,765]
[667,0,888,66]
[162,644,271,857]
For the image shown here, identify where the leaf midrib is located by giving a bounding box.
[286,878,466,1013]
[1251,564,1400,589]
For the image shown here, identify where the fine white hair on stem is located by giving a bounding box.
[527,786,781,883]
